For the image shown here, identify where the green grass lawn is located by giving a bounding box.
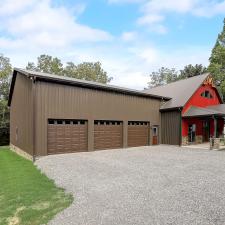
[0,146,73,225]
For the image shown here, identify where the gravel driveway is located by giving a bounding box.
[36,145,225,225]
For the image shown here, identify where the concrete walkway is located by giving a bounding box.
[182,142,210,150]
[36,145,225,225]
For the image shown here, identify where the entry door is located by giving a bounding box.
[203,120,210,142]
[152,126,158,145]
[188,124,196,143]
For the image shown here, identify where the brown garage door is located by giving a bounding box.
[94,120,123,150]
[47,119,88,154]
[128,121,149,147]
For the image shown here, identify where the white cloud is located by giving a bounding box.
[142,0,194,14]
[131,47,159,64]
[110,0,225,33]
[0,0,112,50]
[0,0,38,15]
[137,14,164,25]
[62,43,210,90]
[121,31,138,42]
[0,0,215,90]
[108,0,143,4]
[6,39,211,90]
[193,1,225,17]
[136,13,167,34]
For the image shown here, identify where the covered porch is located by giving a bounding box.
[182,105,225,148]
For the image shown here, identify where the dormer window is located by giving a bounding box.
[201,90,213,99]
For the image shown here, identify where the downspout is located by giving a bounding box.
[159,98,162,145]
[31,76,36,162]
[159,97,165,145]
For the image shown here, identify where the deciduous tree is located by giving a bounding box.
[0,54,11,145]
[208,18,225,99]
[26,54,64,75]
[179,64,207,79]
[26,55,112,84]
[65,61,112,83]
[148,67,178,88]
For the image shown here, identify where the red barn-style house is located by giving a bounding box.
[145,73,225,146]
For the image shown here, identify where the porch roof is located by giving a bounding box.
[183,104,225,118]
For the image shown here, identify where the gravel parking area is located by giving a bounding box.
[36,145,225,225]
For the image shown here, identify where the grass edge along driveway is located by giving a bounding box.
[0,146,73,225]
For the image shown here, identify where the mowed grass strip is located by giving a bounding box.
[0,146,73,225]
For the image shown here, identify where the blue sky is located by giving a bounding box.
[0,0,224,89]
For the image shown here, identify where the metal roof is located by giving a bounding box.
[183,105,225,118]
[8,68,170,106]
[144,73,217,110]
[206,104,225,112]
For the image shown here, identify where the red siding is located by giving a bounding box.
[182,118,203,136]
[182,84,222,114]
[182,84,223,137]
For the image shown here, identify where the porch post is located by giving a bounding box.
[213,116,217,138]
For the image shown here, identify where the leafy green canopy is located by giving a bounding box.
[0,54,12,131]
[148,64,207,88]
[26,54,112,84]
[208,19,225,99]
[0,54,12,101]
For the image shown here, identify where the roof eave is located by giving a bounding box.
[8,68,171,106]
[160,106,183,112]
[183,113,225,118]
[35,76,171,100]
[8,70,17,106]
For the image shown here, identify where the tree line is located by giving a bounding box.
[0,18,224,145]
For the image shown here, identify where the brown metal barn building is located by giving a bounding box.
[8,68,169,160]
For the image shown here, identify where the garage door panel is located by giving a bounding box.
[128,122,149,147]
[47,120,88,154]
[94,121,123,150]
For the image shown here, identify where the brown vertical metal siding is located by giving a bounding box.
[161,110,181,145]
[35,81,161,156]
[10,73,33,155]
